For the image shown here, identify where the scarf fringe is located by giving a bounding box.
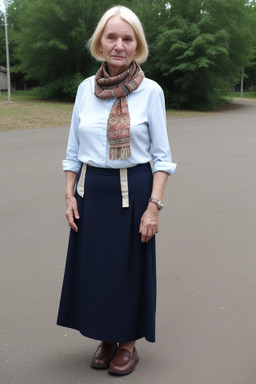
[109,145,132,160]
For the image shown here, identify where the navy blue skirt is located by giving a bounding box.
[57,163,156,343]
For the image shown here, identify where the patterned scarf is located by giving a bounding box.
[95,61,144,160]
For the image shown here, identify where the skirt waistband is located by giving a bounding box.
[86,163,151,176]
[77,163,152,208]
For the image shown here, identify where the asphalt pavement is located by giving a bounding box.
[1,98,256,384]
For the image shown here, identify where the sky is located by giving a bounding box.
[0,0,6,13]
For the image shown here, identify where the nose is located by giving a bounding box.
[115,38,124,51]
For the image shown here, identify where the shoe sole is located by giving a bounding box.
[91,364,109,370]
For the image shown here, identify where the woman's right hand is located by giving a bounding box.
[65,196,80,232]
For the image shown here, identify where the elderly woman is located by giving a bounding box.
[57,5,176,376]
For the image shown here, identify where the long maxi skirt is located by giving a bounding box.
[57,163,156,343]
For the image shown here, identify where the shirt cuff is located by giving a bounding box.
[153,161,177,175]
[62,159,82,173]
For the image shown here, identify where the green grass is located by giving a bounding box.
[0,89,254,132]
[228,92,256,99]
[1,90,213,131]
[0,90,39,101]
[166,109,211,118]
[0,90,73,132]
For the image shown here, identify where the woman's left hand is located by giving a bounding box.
[139,204,159,243]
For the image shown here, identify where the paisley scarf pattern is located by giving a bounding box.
[95,61,144,160]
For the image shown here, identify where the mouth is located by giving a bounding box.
[111,55,126,60]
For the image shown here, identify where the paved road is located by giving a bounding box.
[1,99,256,384]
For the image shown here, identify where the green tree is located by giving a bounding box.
[6,0,256,106]
[0,11,6,66]
[238,0,256,91]
[8,0,121,97]
[152,0,256,109]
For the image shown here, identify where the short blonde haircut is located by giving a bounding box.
[88,5,148,64]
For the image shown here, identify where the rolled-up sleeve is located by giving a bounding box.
[148,86,177,175]
[62,88,82,173]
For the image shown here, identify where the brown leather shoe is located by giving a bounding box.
[91,342,117,369]
[108,347,139,375]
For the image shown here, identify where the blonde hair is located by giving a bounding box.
[88,5,148,64]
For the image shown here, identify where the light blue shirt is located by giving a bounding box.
[63,75,177,175]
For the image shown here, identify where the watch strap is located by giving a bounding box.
[148,197,163,210]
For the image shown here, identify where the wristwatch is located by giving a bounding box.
[148,197,164,210]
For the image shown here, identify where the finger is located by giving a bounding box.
[141,227,159,243]
[66,212,79,232]
[140,229,151,243]
[141,234,151,243]
[70,222,78,232]
[72,202,80,220]
[73,207,80,220]
[141,234,147,243]
[67,215,78,232]
[139,225,146,242]
[67,219,78,232]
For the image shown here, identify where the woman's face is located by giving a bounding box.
[99,15,137,77]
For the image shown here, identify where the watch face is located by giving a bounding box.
[158,201,164,210]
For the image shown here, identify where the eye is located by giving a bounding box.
[124,37,132,42]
